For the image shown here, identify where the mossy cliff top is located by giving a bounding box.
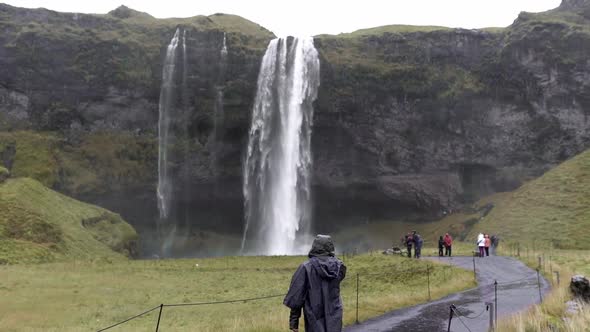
[0,3,274,45]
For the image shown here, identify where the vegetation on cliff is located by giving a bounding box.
[315,0,590,110]
[0,130,156,196]
[0,177,138,264]
[0,3,273,98]
[0,131,60,187]
[0,166,8,182]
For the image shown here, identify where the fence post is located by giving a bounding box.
[536,269,543,303]
[517,243,520,257]
[427,264,431,300]
[447,305,455,332]
[538,256,542,271]
[155,304,163,332]
[494,280,498,328]
[472,255,477,282]
[555,271,560,286]
[486,302,495,331]
[355,273,359,324]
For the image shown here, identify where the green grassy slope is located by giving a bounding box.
[0,177,138,264]
[338,149,590,252]
[430,150,590,249]
[467,149,590,249]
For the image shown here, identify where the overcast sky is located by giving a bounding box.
[3,0,562,36]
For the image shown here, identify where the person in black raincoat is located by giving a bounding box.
[284,235,346,332]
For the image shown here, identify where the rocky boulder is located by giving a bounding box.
[570,275,590,302]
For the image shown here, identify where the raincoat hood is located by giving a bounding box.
[310,256,343,280]
[308,234,335,258]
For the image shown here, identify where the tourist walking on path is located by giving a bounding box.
[443,233,453,257]
[405,233,413,258]
[438,236,444,256]
[477,233,485,257]
[284,235,347,332]
[484,234,491,257]
[491,235,499,255]
[412,231,423,259]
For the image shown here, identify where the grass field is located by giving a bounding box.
[0,253,474,331]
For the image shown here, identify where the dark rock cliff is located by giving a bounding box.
[1,1,589,250]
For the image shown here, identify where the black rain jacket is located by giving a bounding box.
[284,236,346,332]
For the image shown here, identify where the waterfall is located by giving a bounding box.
[242,37,320,255]
[212,32,228,178]
[221,32,228,57]
[157,28,181,220]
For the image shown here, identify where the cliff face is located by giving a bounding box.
[311,1,590,225]
[0,4,272,238]
[1,2,589,245]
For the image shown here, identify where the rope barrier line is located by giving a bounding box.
[95,263,436,331]
[452,305,488,319]
[451,306,474,332]
[97,258,537,331]
[163,294,286,307]
[97,305,161,332]
[493,274,535,285]
[96,294,286,331]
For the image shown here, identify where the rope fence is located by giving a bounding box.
[97,294,287,331]
[96,245,557,331]
[446,255,553,332]
[95,256,447,331]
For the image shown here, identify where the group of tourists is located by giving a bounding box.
[476,233,499,257]
[438,233,453,257]
[402,230,424,258]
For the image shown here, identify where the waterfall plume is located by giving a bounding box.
[157,28,181,220]
[242,37,320,255]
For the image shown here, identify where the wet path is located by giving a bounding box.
[344,256,550,332]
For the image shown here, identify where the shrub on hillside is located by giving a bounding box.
[0,166,9,183]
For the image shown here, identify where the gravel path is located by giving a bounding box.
[344,256,551,332]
